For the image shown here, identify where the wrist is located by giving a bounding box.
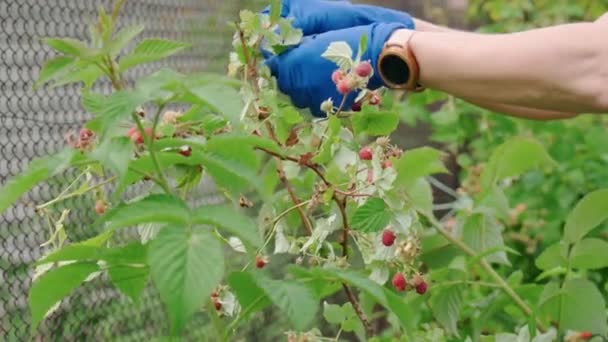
[378,29,424,91]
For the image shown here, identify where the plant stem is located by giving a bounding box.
[36,176,117,210]
[131,110,171,194]
[422,212,547,332]
[342,283,373,337]
[276,158,314,235]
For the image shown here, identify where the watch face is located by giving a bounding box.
[379,54,410,87]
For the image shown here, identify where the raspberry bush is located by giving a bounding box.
[2,1,607,340]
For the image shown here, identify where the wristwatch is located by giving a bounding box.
[378,31,425,92]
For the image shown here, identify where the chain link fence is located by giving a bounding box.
[0,0,452,340]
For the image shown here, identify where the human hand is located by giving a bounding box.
[263,0,414,35]
[265,23,408,116]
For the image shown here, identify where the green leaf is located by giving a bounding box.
[119,39,190,71]
[350,198,391,233]
[52,62,105,89]
[558,279,607,334]
[405,178,434,213]
[255,275,317,331]
[312,115,341,164]
[355,34,368,63]
[323,302,345,324]
[269,0,282,23]
[192,204,262,248]
[199,152,263,197]
[321,41,353,69]
[570,238,608,269]
[395,147,448,188]
[535,242,568,271]
[35,56,75,89]
[206,135,260,170]
[186,83,242,123]
[430,285,464,337]
[351,110,399,136]
[564,188,608,243]
[43,37,90,57]
[90,137,132,179]
[108,24,145,56]
[100,194,191,232]
[480,137,556,189]
[462,213,510,265]
[82,91,107,114]
[37,245,100,265]
[29,262,99,333]
[227,272,272,318]
[149,225,223,334]
[0,149,74,215]
[109,265,149,302]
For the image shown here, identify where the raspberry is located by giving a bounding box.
[210,291,219,298]
[336,78,352,95]
[256,256,267,269]
[351,101,362,112]
[331,70,345,84]
[382,229,396,247]
[415,281,428,295]
[412,274,424,287]
[369,93,381,105]
[354,61,373,78]
[580,332,593,340]
[95,200,106,215]
[214,300,222,311]
[392,272,406,292]
[179,145,192,157]
[382,160,393,169]
[79,128,94,141]
[359,146,373,161]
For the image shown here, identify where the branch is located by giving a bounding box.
[422,211,547,332]
[342,283,373,337]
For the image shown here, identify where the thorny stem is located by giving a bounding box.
[422,211,547,332]
[342,283,374,337]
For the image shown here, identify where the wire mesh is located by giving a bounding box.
[0,0,241,340]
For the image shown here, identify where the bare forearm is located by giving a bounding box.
[403,21,608,113]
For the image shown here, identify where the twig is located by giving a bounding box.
[36,176,118,210]
[131,109,171,194]
[342,283,373,337]
[276,158,314,235]
[421,211,547,332]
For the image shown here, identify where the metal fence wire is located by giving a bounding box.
[0,0,245,340]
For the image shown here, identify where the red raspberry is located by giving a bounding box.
[415,281,428,295]
[392,273,407,292]
[336,78,352,95]
[351,101,362,112]
[95,200,106,215]
[256,256,267,269]
[580,332,593,340]
[382,229,396,247]
[369,93,381,105]
[382,160,393,169]
[214,300,222,311]
[355,61,373,78]
[331,70,345,84]
[359,146,373,161]
[79,128,94,141]
[179,145,192,157]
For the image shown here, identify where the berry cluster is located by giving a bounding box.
[322,60,382,115]
[392,272,428,295]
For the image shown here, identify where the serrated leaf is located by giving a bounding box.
[109,265,149,302]
[312,115,341,164]
[228,272,273,320]
[96,90,147,138]
[564,188,608,243]
[462,213,510,265]
[0,149,74,215]
[52,62,105,89]
[90,136,132,179]
[200,152,264,197]
[81,91,106,114]
[185,83,242,123]
[350,198,391,233]
[35,56,75,89]
[321,41,353,69]
[275,18,303,46]
[395,147,448,188]
[108,24,145,56]
[191,205,262,248]
[351,110,399,136]
[570,238,608,269]
[535,242,567,271]
[100,194,191,232]
[149,225,223,334]
[480,137,556,189]
[430,285,464,337]
[29,262,99,333]
[43,37,90,57]
[119,39,190,71]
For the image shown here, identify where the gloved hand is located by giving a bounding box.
[265,23,410,117]
[263,0,414,35]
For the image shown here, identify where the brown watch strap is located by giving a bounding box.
[378,35,425,92]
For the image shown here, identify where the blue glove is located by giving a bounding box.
[263,0,414,35]
[265,23,409,117]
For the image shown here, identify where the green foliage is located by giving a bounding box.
[17,0,608,340]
